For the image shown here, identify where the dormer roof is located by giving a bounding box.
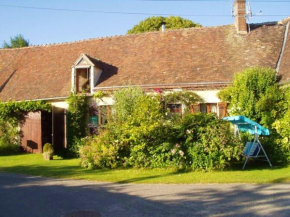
[73,53,95,68]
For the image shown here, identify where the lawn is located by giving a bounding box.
[0,153,289,184]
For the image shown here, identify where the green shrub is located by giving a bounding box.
[112,89,166,168]
[271,87,290,164]
[0,141,19,156]
[43,143,54,154]
[112,86,145,124]
[189,122,243,171]
[79,130,125,169]
[218,67,282,128]
[43,143,54,160]
[79,87,245,170]
[0,119,19,156]
[218,67,290,166]
[178,113,243,171]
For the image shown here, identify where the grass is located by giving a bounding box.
[0,153,290,184]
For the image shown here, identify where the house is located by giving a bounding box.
[0,0,289,153]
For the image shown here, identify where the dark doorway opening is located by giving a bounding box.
[41,111,52,146]
[53,107,66,154]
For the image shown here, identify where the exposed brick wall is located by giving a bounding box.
[234,0,247,34]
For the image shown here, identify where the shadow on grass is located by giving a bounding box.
[229,160,286,171]
[0,164,190,184]
[272,177,290,183]
[1,153,290,184]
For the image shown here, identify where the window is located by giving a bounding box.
[167,104,182,115]
[89,105,111,135]
[200,104,207,113]
[199,103,217,114]
[76,68,90,93]
[190,103,227,118]
[209,104,217,113]
[98,106,111,125]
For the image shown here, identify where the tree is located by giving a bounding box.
[127,16,201,34]
[218,67,290,164]
[218,67,283,128]
[2,34,29,48]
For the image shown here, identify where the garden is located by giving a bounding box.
[1,67,290,183]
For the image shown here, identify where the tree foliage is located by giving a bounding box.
[273,87,290,152]
[218,67,290,164]
[2,34,29,48]
[218,67,282,128]
[112,86,145,123]
[127,16,201,34]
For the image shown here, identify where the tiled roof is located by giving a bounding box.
[0,22,288,101]
[278,22,290,84]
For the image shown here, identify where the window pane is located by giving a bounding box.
[200,104,207,113]
[210,105,217,113]
[167,104,182,114]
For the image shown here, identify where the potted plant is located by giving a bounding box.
[43,143,54,160]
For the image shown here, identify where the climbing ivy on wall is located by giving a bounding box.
[66,93,90,156]
[0,100,51,153]
[162,91,202,107]
[0,100,51,121]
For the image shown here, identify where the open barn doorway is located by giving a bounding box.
[20,107,66,154]
[52,107,66,154]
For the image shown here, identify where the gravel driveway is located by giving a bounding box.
[0,172,289,217]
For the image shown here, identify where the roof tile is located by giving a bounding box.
[0,23,288,101]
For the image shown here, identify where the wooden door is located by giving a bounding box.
[21,112,42,153]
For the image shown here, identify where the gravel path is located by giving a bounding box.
[0,172,290,217]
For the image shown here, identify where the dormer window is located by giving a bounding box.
[76,67,91,93]
[71,54,103,94]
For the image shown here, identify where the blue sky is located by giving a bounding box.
[0,0,289,46]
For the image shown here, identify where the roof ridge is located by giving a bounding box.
[278,16,290,25]
[0,24,235,50]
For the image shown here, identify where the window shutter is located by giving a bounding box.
[190,104,200,113]
[218,102,228,118]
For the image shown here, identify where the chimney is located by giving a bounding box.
[234,0,248,34]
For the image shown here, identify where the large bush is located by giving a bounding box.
[218,67,282,128]
[218,67,289,164]
[179,113,243,171]
[0,120,19,155]
[272,87,290,163]
[79,131,125,169]
[79,87,243,170]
